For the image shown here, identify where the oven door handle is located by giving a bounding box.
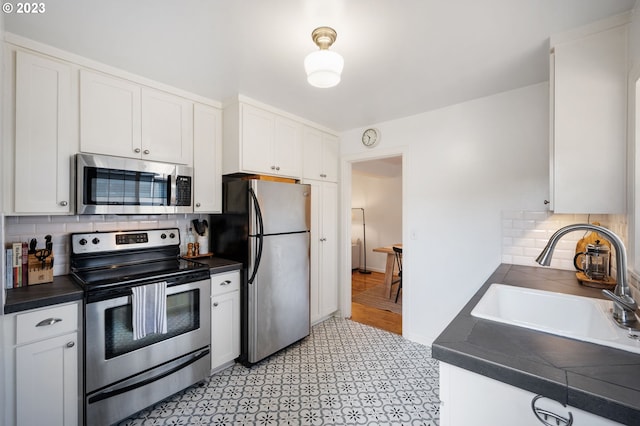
[87,347,209,404]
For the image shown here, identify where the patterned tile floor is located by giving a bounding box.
[118,317,440,425]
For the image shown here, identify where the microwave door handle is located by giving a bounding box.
[247,187,264,285]
[168,174,177,206]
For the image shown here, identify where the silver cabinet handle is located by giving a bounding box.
[36,318,62,327]
[213,302,219,307]
[220,280,232,286]
[59,201,68,206]
[270,165,276,170]
[544,200,550,205]
[143,149,150,155]
[66,341,75,348]
[195,202,201,208]
[275,166,280,171]
[320,238,327,242]
[531,395,573,426]
[134,148,141,153]
[320,174,326,178]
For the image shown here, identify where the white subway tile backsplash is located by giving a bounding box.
[523,211,548,221]
[7,223,37,235]
[503,228,524,238]
[502,211,524,220]
[65,222,94,233]
[512,220,537,230]
[502,211,629,285]
[35,222,67,234]
[4,214,206,277]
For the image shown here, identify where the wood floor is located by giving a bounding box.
[350,270,402,335]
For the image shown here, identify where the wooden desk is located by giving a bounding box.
[373,244,402,298]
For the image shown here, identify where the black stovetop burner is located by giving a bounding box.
[70,228,210,295]
[72,257,207,289]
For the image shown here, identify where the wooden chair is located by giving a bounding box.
[392,246,402,303]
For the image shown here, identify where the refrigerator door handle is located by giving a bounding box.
[248,187,264,285]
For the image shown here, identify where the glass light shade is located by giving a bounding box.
[304,49,344,88]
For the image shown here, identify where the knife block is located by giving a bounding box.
[27,253,54,285]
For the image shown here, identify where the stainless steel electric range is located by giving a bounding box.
[70,228,210,426]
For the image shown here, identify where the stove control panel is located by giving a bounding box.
[71,228,181,254]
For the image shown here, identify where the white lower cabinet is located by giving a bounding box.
[9,302,81,426]
[210,270,241,372]
[439,362,622,426]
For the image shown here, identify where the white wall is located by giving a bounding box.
[341,83,549,345]
[351,172,402,273]
[630,1,640,69]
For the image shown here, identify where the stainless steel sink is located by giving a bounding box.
[471,284,640,354]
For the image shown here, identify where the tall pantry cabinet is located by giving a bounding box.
[303,126,340,324]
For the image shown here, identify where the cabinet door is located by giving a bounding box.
[552,25,627,213]
[322,133,339,182]
[319,182,339,316]
[211,291,240,370]
[303,127,323,180]
[193,104,222,213]
[440,362,622,426]
[14,51,75,214]
[303,128,339,182]
[307,180,322,322]
[16,332,78,426]
[141,88,193,164]
[306,180,339,323]
[241,104,274,174]
[80,69,141,158]
[273,116,302,178]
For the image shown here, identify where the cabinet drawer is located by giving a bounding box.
[16,303,78,345]
[211,270,240,296]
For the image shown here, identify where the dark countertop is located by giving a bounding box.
[4,257,242,314]
[191,256,243,274]
[4,275,83,314]
[432,264,640,425]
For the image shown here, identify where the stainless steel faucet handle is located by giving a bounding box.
[602,289,638,312]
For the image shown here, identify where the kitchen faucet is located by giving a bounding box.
[536,224,639,330]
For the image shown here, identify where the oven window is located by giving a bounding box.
[84,166,169,206]
[104,289,200,359]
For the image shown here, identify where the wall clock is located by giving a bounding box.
[361,128,380,148]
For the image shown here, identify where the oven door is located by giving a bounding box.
[85,277,211,394]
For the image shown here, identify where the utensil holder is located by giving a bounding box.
[27,253,54,285]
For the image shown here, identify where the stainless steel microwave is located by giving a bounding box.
[76,153,193,215]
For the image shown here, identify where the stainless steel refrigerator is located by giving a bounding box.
[210,179,311,365]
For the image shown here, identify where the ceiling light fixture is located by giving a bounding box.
[304,26,344,88]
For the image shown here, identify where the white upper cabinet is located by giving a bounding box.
[80,69,193,165]
[13,50,77,214]
[141,87,193,164]
[223,100,302,178]
[302,126,339,182]
[550,16,628,214]
[79,70,141,159]
[193,103,222,213]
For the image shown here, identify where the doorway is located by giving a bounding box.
[349,156,403,334]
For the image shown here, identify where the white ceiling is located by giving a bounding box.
[4,0,636,131]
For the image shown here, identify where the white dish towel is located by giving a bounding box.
[132,281,168,340]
